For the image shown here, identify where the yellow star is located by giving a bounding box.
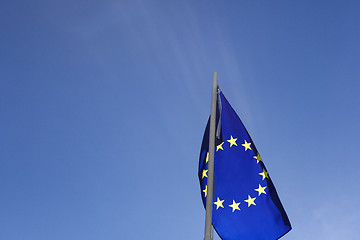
[229,200,241,212]
[202,169,208,179]
[244,195,256,207]
[203,185,207,197]
[205,152,209,163]
[254,184,267,196]
[216,142,224,151]
[213,197,224,210]
[259,169,269,180]
[253,153,262,163]
[227,135,238,147]
[242,140,252,151]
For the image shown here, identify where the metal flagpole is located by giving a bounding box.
[204,72,218,240]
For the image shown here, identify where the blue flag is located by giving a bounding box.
[199,91,291,240]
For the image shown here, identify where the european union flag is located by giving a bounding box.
[199,91,291,240]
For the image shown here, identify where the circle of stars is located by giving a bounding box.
[201,134,269,213]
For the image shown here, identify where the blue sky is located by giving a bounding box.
[1,0,360,239]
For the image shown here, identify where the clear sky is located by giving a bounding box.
[1,0,360,239]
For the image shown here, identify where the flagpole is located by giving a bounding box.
[204,72,218,240]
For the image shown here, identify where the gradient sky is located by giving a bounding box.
[1,0,360,239]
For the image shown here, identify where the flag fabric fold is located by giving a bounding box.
[199,91,291,240]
